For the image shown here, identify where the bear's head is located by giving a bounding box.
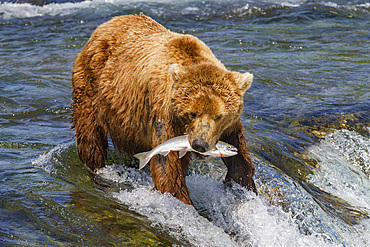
[170,63,253,158]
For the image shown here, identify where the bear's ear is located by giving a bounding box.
[169,63,183,81]
[235,71,253,93]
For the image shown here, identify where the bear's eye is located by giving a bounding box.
[190,112,198,119]
[214,114,223,121]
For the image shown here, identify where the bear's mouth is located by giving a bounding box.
[192,152,207,161]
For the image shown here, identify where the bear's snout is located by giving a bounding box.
[191,139,209,153]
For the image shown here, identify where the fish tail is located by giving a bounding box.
[134,152,151,170]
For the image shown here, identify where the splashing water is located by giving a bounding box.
[97,164,335,246]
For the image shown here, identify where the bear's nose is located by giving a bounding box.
[191,139,209,153]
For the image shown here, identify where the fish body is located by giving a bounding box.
[134,135,237,169]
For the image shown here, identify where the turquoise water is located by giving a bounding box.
[0,0,369,246]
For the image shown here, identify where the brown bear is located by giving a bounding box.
[72,14,256,205]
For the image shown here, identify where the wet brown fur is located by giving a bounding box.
[72,15,256,205]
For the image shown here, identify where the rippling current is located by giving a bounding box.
[0,0,369,246]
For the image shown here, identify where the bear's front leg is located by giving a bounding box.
[150,153,192,205]
[220,119,257,193]
[149,116,192,205]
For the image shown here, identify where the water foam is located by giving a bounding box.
[0,1,90,19]
[31,136,370,246]
[98,165,236,247]
[31,143,70,173]
[29,136,370,246]
[308,129,370,210]
[307,129,370,246]
[98,164,334,246]
[1,0,368,20]
[0,0,186,19]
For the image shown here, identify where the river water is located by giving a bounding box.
[0,0,369,246]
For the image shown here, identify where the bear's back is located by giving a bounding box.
[94,15,170,44]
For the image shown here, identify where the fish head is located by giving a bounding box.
[216,141,238,156]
